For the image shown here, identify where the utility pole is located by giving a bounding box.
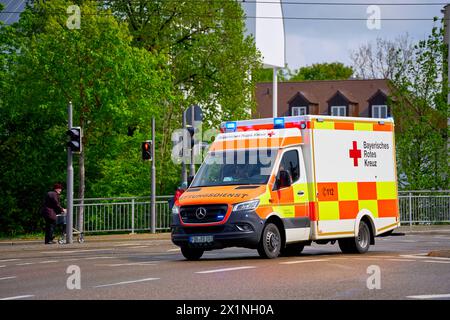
[151,117,156,234]
[189,105,196,177]
[273,67,278,117]
[443,4,450,104]
[181,110,187,186]
[66,102,74,244]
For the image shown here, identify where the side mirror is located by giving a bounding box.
[187,175,194,187]
[276,170,291,189]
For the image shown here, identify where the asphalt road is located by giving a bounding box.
[1,232,450,300]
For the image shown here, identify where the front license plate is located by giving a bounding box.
[189,235,214,244]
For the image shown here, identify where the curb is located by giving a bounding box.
[0,233,172,246]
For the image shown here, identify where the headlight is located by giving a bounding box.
[232,199,260,212]
[172,205,180,215]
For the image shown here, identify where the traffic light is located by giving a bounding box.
[67,127,82,153]
[142,141,152,161]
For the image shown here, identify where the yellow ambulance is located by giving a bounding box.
[171,115,400,260]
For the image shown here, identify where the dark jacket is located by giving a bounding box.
[41,191,64,221]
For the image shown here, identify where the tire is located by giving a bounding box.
[181,247,204,261]
[280,243,305,257]
[338,220,371,254]
[257,223,282,259]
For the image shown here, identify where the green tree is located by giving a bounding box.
[105,0,261,192]
[290,62,353,81]
[0,0,173,234]
[390,19,448,190]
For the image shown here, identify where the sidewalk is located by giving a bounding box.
[0,225,449,246]
[0,232,171,246]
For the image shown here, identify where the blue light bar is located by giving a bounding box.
[217,215,224,220]
[225,121,237,132]
[274,117,285,129]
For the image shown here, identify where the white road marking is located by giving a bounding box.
[407,293,450,299]
[280,259,329,265]
[16,262,35,266]
[96,262,158,267]
[424,260,450,264]
[41,249,112,254]
[39,260,58,264]
[0,295,34,300]
[400,255,450,261]
[350,257,385,261]
[196,266,256,274]
[83,256,114,260]
[0,265,6,268]
[94,277,159,288]
[0,276,17,281]
[114,243,143,247]
[0,259,21,263]
[129,246,149,249]
[167,248,180,252]
[386,259,416,262]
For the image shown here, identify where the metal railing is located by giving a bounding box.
[398,191,450,225]
[73,196,173,233]
[70,191,450,234]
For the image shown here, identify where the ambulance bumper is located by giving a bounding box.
[171,210,264,250]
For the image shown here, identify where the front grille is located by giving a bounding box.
[180,204,228,223]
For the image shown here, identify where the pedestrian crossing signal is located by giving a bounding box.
[142,141,152,161]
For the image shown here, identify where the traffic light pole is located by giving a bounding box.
[151,118,156,234]
[66,102,74,244]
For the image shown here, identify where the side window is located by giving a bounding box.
[278,150,300,186]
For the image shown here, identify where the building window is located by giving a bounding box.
[291,106,307,116]
[372,105,388,118]
[330,106,347,116]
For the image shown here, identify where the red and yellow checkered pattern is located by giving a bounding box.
[314,181,398,221]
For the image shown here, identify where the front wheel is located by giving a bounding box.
[257,223,282,259]
[181,247,204,261]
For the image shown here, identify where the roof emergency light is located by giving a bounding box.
[274,117,285,129]
[225,121,237,132]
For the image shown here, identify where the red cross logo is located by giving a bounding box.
[349,141,362,167]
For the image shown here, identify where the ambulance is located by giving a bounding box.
[171,115,400,260]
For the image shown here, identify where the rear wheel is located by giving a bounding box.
[257,223,282,259]
[338,220,371,254]
[181,247,204,261]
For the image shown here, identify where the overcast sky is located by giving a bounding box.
[259,0,445,71]
[0,0,446,72]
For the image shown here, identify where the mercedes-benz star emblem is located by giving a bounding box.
[195,207,207,220]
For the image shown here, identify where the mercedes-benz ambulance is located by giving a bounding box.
[171,115,400,260]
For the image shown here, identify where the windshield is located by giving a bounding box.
[191,149,277,187]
